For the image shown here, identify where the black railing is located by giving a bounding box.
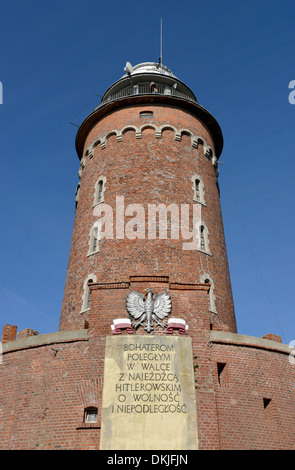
[98,84,197,107]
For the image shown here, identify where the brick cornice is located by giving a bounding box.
[89,277,210,292]
[2,329,88,354]
[210,330,290,354]
[75,96,223,159]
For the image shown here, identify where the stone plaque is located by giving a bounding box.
[100,335,198,450]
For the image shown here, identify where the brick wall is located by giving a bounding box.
[0,332,104,450]
[1,287,294,449]
[211,339,295,449]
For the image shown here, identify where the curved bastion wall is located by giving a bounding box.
[1,319,295,450]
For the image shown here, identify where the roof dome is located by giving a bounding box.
[121,61,177,79]
[99,60,197,108]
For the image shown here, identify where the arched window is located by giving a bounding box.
[97,180,103,201]
[197,223,210,254]
[191,174,205,205]
[200,225,205,250]
[86,280,92,310]
[88,221,101,256]
[201,274,217,314]
[195,179,200,200]
[92,231,98,252]
[81,274,97,312]
[93,176,106,206]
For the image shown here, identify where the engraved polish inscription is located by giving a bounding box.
[112,341,188,415]
[100,335,198,450]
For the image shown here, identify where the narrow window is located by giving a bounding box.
[81,274,97,312]
[191,174,205,205]
[140,111,153,118]
[200,225,205,250]
[88,221,101,256]
[97,180,104,203]
[202,275,217,314]
[92,229,98,252]
[93,176,106,206]
[75,182,80,209]
[195,179,200,201]
[84,407,98,423]
[86,279,93,310]
[198,224,210,254]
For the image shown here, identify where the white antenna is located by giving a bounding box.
[124,61,133,75]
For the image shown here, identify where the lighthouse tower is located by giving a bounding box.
[58,61,236,449]
[2,61,294,451]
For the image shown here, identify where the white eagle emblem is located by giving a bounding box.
[126,288,172,333]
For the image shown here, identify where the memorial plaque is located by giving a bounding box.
[100,335,198,450]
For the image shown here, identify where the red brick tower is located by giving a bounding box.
[60,61,236,334]
[2,62,295,451]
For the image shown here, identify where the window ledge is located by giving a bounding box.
[76,423,101,430]
[194,200,206,207]
[80,307,90,314]
[87,250,99,258]
[198,249,211,256]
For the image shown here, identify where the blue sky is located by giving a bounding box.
[0,0,294,345]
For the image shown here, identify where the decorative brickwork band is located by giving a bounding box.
[89,279,211,292]
[85,124,215,164]
[169,282,210,291]
[129,276,169,284]
[90,282,130,290]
